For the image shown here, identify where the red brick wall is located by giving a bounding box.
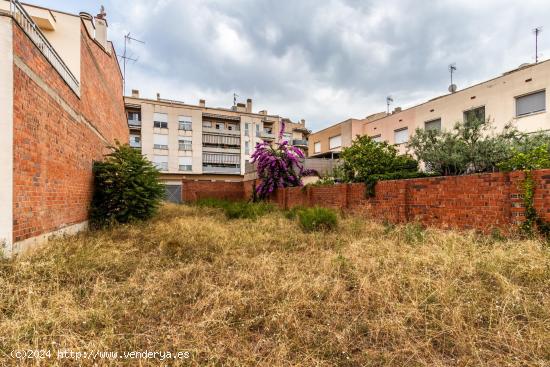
[182,180,249,202]
[12,21,128,242]
[182,170,550,234]
[269,170,550,233]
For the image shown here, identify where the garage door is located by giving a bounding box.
[164,185,182,203]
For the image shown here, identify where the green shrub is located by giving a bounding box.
[90,143,164,228]
[340,135,419,182]
[297,207,338,232]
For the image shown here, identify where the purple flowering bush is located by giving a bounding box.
[251,123,306,200]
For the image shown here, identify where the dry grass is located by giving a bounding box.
[1,204,549,366]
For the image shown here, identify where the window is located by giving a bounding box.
[127,111,140,122]
[283,133,292,142]
[129,135,141,148]
[215,123,224,130]
[203,121,212,128]
[245,123,250,135]
[153,155,168,171]
[256,124,260,137]
[371,134,382,143]
[329,135,342,149]
[424,118,441,131]
[178,157,192,172]
[153,112,168,129]
[463,106,485,123]
[394,128,409,145]
[178,116,192,131]
[516,90,546,116]
[245,141,250,155]
[227,124,237,131]
[178,137,192,151]
[314,142,321,153]
[153,134,168,150]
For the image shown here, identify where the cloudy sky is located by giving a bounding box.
[31,0,550,131]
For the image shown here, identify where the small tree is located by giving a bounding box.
[90,143,165,227]
[251,122,305,200]
[408,119,550,175]
[340,135,418,182]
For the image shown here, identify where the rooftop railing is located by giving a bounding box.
[10,0,80,94]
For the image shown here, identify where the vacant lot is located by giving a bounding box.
[1,204,549,366]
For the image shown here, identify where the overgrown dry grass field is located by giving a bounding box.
[1,204,549,366]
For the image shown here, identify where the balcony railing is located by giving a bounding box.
[202,166,241,174]
[10,0,80,94]
[178,143,192,151]
[202,127,241,136]
[292,139,308,146]
[261,131,276,139]
[129,142,141,148]
[179,165,192,172]
[128,119,141,128]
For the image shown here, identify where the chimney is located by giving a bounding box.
[79,12,94,37]
[246,98,252,113]
[236,102,246,112]
[300,119,305,125]
[392,107,402,114]
[259,110,267,115]
[131,89,139,98]
[94,6,109,52]
[156,93,160,100]
[199,99,205,107]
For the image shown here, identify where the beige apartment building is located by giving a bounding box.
[309,60,550,157]
[308,113,386,157]
[125,92,309,201]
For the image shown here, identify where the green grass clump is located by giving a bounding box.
[297,207,338,232]
[194,198,273,220]
[223,201,273,219]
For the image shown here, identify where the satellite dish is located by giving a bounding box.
[448,84,457,93]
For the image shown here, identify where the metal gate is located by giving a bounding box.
[164,185,182,203]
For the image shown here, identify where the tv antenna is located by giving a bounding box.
[386,96,393,114]
[533,27,543,63]
[119,33,145,95]
[448,63,457,93]
[233,92,239,107]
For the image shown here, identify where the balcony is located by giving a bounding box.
[202,146,240,154]
[202,127,240,136]
[178,143,192,151]
[128,119,141,129]
[292,139,308,147]
[261,131,276,140]
[130,142,142,149]
[202,166,241,174]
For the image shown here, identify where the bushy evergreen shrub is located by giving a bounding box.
[90,144,164,228]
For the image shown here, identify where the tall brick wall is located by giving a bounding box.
[12,21,128,243]
[182,170,550,234]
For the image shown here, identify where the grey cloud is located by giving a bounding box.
[100,0,550,130]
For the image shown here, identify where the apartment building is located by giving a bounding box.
[0,1,128,255]
[309,60,550,158]
[364,60,550,152]
[125,92,309,201]
[308,113,386,158]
